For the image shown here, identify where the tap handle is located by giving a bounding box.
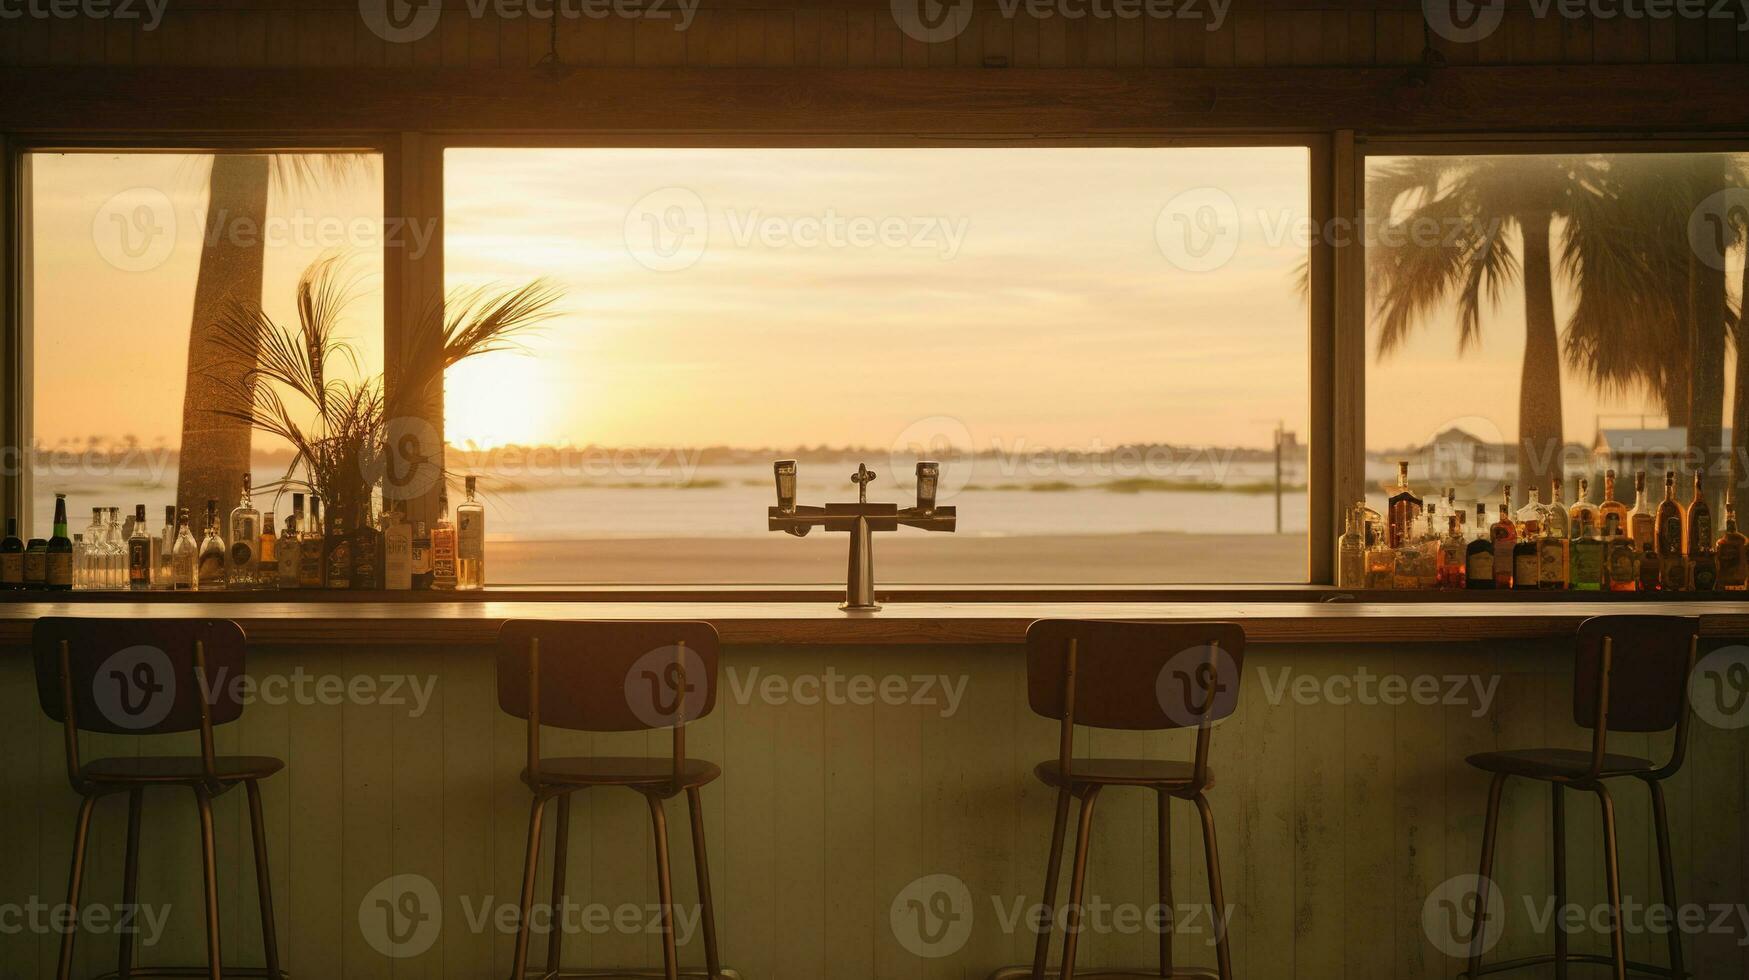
[914,461,939,514]
[850,463,876,504]
[774,460,798,514]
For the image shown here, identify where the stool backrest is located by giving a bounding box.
[1571,614,1699,780]
[31,617,248,791]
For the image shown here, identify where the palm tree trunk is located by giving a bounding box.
[1687,248,1726,512]
[1516,210,1565,504]
[176,155,270,525]
[1733,257,1749,507]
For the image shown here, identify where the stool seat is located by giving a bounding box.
[1467,748,1656,782]
[523,756,722,790]
[80,755,286,785]
[1035,757,1208,790]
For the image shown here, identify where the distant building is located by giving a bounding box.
[1592,427,1733,475]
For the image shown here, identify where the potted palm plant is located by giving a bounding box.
[205,254,561,530]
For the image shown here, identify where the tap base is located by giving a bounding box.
[839,601,882,612]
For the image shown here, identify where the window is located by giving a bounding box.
[25,150,384,539]
[443,146,1313,585]
[1363,150,1744,526]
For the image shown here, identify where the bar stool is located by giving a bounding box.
[1008,619,1244,980]
[31,617,284,980]
[496,620,735,980]
[1461,615,1699,980]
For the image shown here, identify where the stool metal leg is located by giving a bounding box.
[1596,784,1627,980]
[1156,789,1173,978]
[512,796,549,980]
[1058,787,1101,980]
[1551,783,1567,980]
[1467,772,1508,978]
[1193,792,1232,980]
[648,794,679,980]
[195,787,223,980]
[246,780,281,979]
[1030,788,1072,980]
[548,792,573,976]
[119,788,144,980]
[56,794,97,980]
[1648,779,1685,979]
[686,786,723,980]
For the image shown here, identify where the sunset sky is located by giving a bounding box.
[29,147,1690,456]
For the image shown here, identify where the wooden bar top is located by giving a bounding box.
[0,596,1745,646]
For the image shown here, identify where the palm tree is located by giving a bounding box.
[1369,155,1595,502]
[175,153,370,523]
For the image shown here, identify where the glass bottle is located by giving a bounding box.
[299,497,326,588]
[1512,520,1540,591]
[325,510,352,590]
[1605,512,1638,592]
[1466,503,1495,590]
[384,503,414,591]
[23,538,46,589]
[1570,514,1603,591]
[0,517,21,589]
[172,508,197,591]
[278,513,300,589]
[104,507,124,589]
[127,504,152,591]
[158,505,177,590]
[1440,513,1466,589]
[1654,469,1683,557]
[46,494,73,591]
[1692,542,1718,592]
[1715,503,1748,591]
[412,516,433,590]
[1598,469,1629,548]
[1338,506,1365,589]
[1386,460,1423,549]
[1568,475,1599,537]
[228,474,261,589]
[456,475,485,591]
[257,510,276,590]
[1364,537,1395,590]
[197,499,226,590]
[1537,522,1567,590]
[1685,471,1713,557]
[83,507,102,589]
[1546,479,1570,539]
[1662,547,1690,592]
[71,533,87,591]
[1516,486,1547,538]
[1637,542,1662,592]
[1490,496,1517,589]
[350,499,381,590]
[1628,470,1656,551]
[432,493,457,591]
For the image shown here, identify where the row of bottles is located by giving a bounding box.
[0,475,487,592]
[1339,462,1748,592]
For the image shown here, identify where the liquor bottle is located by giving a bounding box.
[228,474,261,589]
[457,475,485,591]
[1628,471,1656,551]
[298,497,326,588]
[1395,505,1428,590]
[1662,548,1690,592]
[127,504,152,591]
[1715,503,1748,591]
[384,505,413,591]
[197,499,226,591]
[1440,514,1466,589]
[1545,479,1570,540]
[1604,513,1637,592]
[24,538,47,588]
[1598,469,1629,546]
[1537,523,1567,590]
[277,514,300,588]
[1684,471,1713,557]
[71,533,86,590]
[432,493,457,591]
[411,518,433,590]
[1512,523,1540,591]
[1692,544,1718,592]
[1654,470,1683,557]
[1413,505,1440,589]
[46,494,73,591]
[172,509,196,591]
[1338,506,1365,588]
[1447,488,1463,534]
[258,511,276,590]
[1386,460,1423,548]
[158,505,176,590]
[1490,495,1517,589]
[325,511,352,590]
[1465,503,1495,590]
[105,507,124,588]
[350,501,380,590]
[81,507,102,589]
[1364,538,1395,590]
[0,518,22,589]
[1568,476,1600,538]
[1571,514,1603,591]
[1637,542,1662,592]
[1516,486,1547,537]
